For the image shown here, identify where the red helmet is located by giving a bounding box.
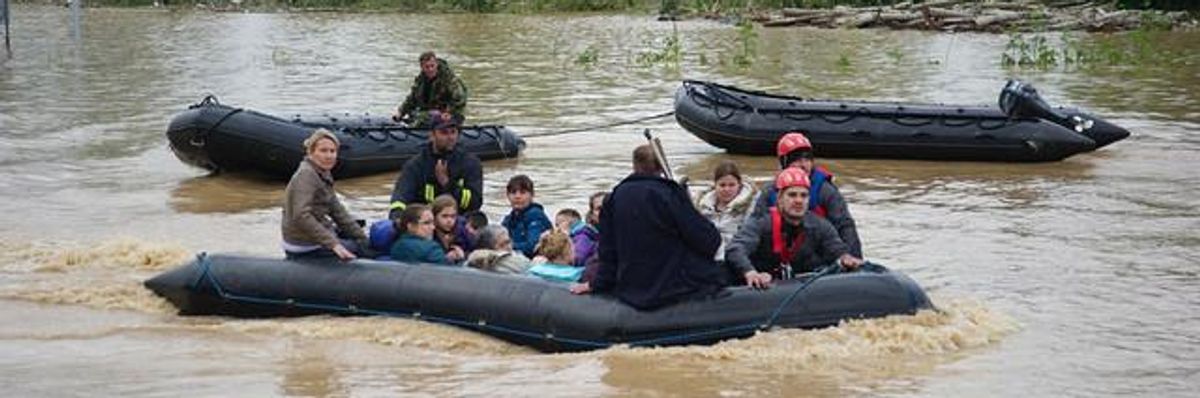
[775,167,811,191]
[775,131,813,158]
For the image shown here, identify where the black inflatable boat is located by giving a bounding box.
[674,80,1130,162]
[167,96,526,180]
[145,253,932,353]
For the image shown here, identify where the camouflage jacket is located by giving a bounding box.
[399,59,468,125]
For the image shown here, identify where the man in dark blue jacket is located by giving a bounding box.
[569,145,725,310]
[388,111,483,219]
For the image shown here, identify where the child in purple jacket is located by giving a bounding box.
[555,208,598,268]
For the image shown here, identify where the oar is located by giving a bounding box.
[643,128,675,181]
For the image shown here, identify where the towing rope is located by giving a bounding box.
[518,111,676,139]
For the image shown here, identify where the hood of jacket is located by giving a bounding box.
[695,180,756,215]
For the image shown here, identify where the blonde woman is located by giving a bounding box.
[281,129,367,261]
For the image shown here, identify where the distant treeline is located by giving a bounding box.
[58,0,1200,12]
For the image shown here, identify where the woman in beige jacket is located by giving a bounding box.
[694,160,757,261]
[281,129,367,261]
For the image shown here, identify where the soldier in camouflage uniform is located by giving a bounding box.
[394,51,469,127]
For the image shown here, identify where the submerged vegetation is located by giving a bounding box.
[635,24,683,67]
[578,19,759,70]
[1001,14,1187,69]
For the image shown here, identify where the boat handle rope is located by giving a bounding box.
[689,83,1026,131]
[189,253,867,350]
[189,94,221,109]
[699,82,754,121]
[192,107,243,148]
[683,81,747,121]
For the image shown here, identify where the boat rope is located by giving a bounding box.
[518,111,676,139]
[686,80,1025,131]
[186,96,242,148]
[687,81,753,121]
[191,253,858,350]
[760,264,840,329]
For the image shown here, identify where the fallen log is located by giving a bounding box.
[927,7,974,19]
[878,12,921,23]
[975,11,1024,27]
[849,10,881,28]
[920,0,964,9]
[761,17,802,27]
[781,8,829,18]
[977,2,1039,12]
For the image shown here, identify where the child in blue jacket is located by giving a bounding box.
[501,175,552,258]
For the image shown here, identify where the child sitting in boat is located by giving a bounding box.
[466,225,533,274]
[526,230,583,283]
[465,211,488,244]
[555,208,598,268]
[694,160,757,261]
[501,174,552,258]
[579,191,607,283]
[585,191,606,230]
[390,204,451,265]
[430,195,473,263]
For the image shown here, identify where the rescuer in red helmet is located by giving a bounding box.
[725,167,864,289]
[747,131,863,258]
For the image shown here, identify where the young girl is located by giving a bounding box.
[389,204,449,265]
[694,160,756,260]
[430,195,472,263]
[526,230,584,283]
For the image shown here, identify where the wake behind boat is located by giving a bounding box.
[144,253,933,353]
[167,96,526,180]
[674,79,1130,162]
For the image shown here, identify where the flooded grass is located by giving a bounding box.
[1001,18,1186,70]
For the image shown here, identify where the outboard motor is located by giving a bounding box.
[999,80,1094,133]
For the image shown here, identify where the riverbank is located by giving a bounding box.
[746,1,1198,33]
[20,0,1199,33]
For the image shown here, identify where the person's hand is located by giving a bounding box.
[447,246,465,262]
[838,254,864,270]
[332,243,357,262]
[434,159,450,187]
[531,255,548,265]
[743,270,772,289]
[569,282,591,295]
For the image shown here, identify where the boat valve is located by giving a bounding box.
[1071,115,1094,133]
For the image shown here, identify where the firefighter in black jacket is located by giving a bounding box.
[388,111,482,219]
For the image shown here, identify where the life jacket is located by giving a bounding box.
[767,166,833,218]
[769,207,805,280]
